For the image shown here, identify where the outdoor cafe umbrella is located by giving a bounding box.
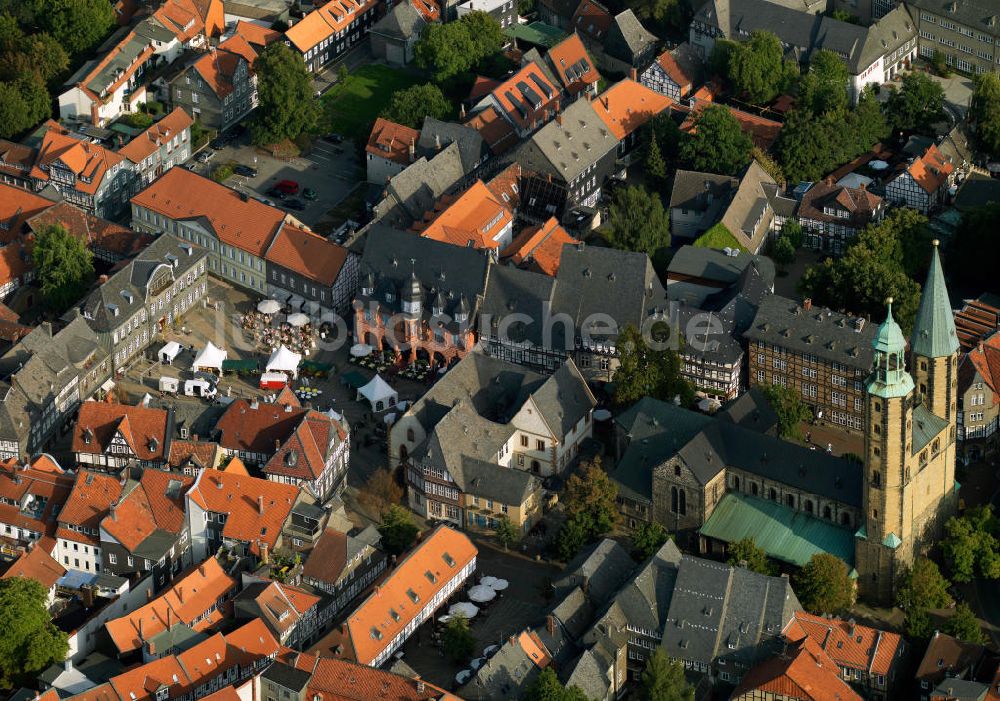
[468,585,497,603]
[480,576,499,588]
[449,602,479,618]
[287,312,309,327]
[257,299,281,314]
[455,670,472,686]
[350,343,373,358]
[489,578,509,591]
[471,658,486,671]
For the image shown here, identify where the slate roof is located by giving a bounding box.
[908,0,1000,39]
[667,246,774,289]
[603,9,657,65]
[370,0,425,40]
[718,387,779,432]
[911,244,959,359]
[374,142,467,227]
[481,264,557,347]
[744,294,876,370]
[669,170,735,212]
[554,539,635,606]
[516,98,619,184]
[912,404,949,455]
[954,172,1000,212]
[460,630,551,700]
[417,118,488,174]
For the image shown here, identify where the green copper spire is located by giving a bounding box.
[868,297,915,399]
[911,240,959,358]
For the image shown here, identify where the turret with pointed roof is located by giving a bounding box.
[867,298,914,400]
[911,240,959,359]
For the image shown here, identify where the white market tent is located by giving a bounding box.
[158,341,182,364]
[266,345,302,378]
[192,342,227,371]
[257,299,281,314]
[357,374,397,412]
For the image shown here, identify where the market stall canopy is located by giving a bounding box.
[257,299,281,314]
[468,585,496,602]
[266,345,302,376]
[350,343,373,358]
[158,341,182,363]
[192,342,227,370]
[357,374,397,411]
[287,312,309,327]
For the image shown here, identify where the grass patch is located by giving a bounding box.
[693,222,746,252]
[321,65,423,139]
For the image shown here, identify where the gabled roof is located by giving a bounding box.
[734,636,862,701]
[652,43,702,97]
[517,98,619,184]
[58,470,124,539]
[31,124,124,195]
[911,242,959,358]
[131,167,285,257]
[26,201,150,259]
[340,526,477,665]
[100,470,192,553]
[466,106,518,155]
[786,611,903,677]
[571,0,612,40]
[546,33,600,94]
[899,143,955,194]
[417,117,488,173]
[233,21,282,50]
[1,545,66,589]
[488,62,561,132]
[119,107,194,164]
[591,78,672,140]
[798,179,882,229]
[265,224,348,286]
[411,180,513,250]
[235,580,320,638]
[263,409,347,483]
[461,630,551,699]
[367,117,419,168]
[72,400,170,461]
[186,35,257,99]
[502,217,575,275]
[295,652,458,701]
[603,9,657,63]
[286,0,377,52]
[0,182,53,243]
[370,0,426,40]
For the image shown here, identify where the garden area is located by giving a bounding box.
[320,64,423,139]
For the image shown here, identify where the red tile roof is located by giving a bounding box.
[295,652,458,701]
[410,0,440,21]
[547,33,600,94]
[955,298,1000,352]
[300,528,348,585]
[72,400,170,462]
[0,140,38,180]
[502,217,575,276]
[263,409,346,483]
[787,611,904,678]
[216,398,306,454]
[286,0,379,53]
[339,526,477,665]
[119,107,194,164]
[166,439,220,470]
[591,78,672,140]
[411,180,513,250]
[131,167,285,257]
[734,636,862,701]
[486,162,523,209]
[0,462,74,541]
[653,47,699,98]
[571,0,612,40]
[108,655,187,701]
[489,62,561,132]
[265,224,348,286]
[1,545,66,588]
[31,123,125,195]
[906,143,955,194]
[246,580,321,638]
[964,331,1000,406]
[100,469,193,551]
[0,182,53,243]
[798,179,883,230]
[58,471,124,544]
[104,557,237,654]
[233,20,283,50]
[469,75,502,102]
[190,35,258,99]
[186,468,299,555]
[467,105,518,155]
[27,201,152,259]
[366,118,420,169]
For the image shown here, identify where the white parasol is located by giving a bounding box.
[449,602,479,618]
[480,576,499,587]
[483,644,500,657]
[257,299,281,314]
[869,159,889,171]
[593,409,612,421]
[350,343,373,358]
[468,585,497,603]
[287,313,309,327]
[455,670,472,685]
[490,578,509,591]
[471,657,486,670]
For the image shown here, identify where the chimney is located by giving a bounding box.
[258,495,265,513]
[260,541,270,564]
[848,618,856,636]
[554,98,561,114]
[556,112,562,126]
[177,586,183,603]
[803,298,812,311]
[415,681,425,693]
[98,274,109,285]
[199,562,205,577]
[629,67,637,81]
[275,438,281,452]
[435,133,441,151]
[460,103,466,119]
[546,614,556,635]
[408,137,415,162]
[139,617,145,641]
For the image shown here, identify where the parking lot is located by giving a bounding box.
[188,134,361,230]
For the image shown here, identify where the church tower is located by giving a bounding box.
[856,245,959,604]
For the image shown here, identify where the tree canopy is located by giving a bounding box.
[884,72,946,134]
[970,72,1000,159]
[358,468,403,517]
[525,668,589,701]
[415,12,503,82]
[727,537,776,575]
[798,208,930,336]
[604,185,671,258]
[252,43,320,146]
[378,504,420,557]
[795,553,854,614]
[564,458,619,537]
[941,505,1000,583]
[798,49,849,115]
[896,557,953,639]
[381,83,451,128]
[0,577,69,688]
[642,649,694,701]
[946,602,985,645]
[680,105,752,176]
[761,383,811,440]
[726,31,796,104]
[34,223,94,314]
[0,76,50,138]
[631,521,669,561]
[496,516,520,550]
[613,325,694,407]
[443,614,476,662]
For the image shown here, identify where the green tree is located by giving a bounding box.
[381,83,451,128]
[782,219,804,249]
[252,43,320,145]
[442,614,476,663]
[795,553,854,614]
[613,325,694,407]
[415,12,502,82]
[555,513,592,561]
[377,504,420,557]
[631,521,669,560]
[946,602,985,644]
[970,72,1000,159]
[751,146,785,187]
[728,31,786,104]
[771,235,795,266]
[884,72,946,134]
[604,185,670,257]
[727,537,775,575]
[564,458,619,537]
[853,85,891,150]
[0,577,69,688]
[461,10,504,59]
[798,209,927,335]
[496,516,519,550]
[0,12,21,53]
[949,203,1000,293]
[942,505,1000,583]
[762,383,811,440]
[680,105,752,176]
[896,557,953,638]
[642,649,694,701]
[629,0,685,33]
[709,38,738,79]
[40,0,114,55]
[646,131,667,184]
[830,8,860,23]
[798,49,849,115]
[930,49,950,77]
[525,667,589,701]
[33,223,94,313]
[0,76,49,138]
[0,32,69,83]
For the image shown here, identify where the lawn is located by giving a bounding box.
[321,64,423,139]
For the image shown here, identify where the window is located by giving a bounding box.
[520,435,528,447]
[536,439,545,451]
[109,553,117,564]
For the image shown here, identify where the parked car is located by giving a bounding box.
[303,187,317,201]
[195,150,215,164]
[210,136,227,150]
[284,198,306,211]
[234,164,258,178]
[324,133,343,144]
[274,179,299,195]
[266,188,287,200]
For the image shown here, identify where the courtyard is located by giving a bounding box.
[320,64,423,139]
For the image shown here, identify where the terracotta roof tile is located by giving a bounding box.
[216,398,305,454]
[366,118,420,168]
[502,217,574,276]
[340,526,477,665]
[411,180,513,250]
[286,0,379,53]
[27,201,152,259]
[469,75,502,101]
[798,180,883,230]
[735,636,862,701]
[233,20,283,50]
[108,655,188,701]
[571,0,612,39]
[788,611,904,678]
[265,224,348,286]
[0,463,74,540]
[247,581,321,637]
[72,400,170,462]
[166,440,220,470]
[300,528,348,584]
[105,557,237,654]
[1,545,66,588]
[906,144,955,194]
[489,62,561,132]
[410,0,440,21]
[486,162,523,208]
[119,107,194,163]
[0,140,37,179]
[547,33,600,94]
[31,124,125,195]
[131,167,285,257]
[186,468,299,555]
[0,182,53,243]
[59,470,123,536]
[299,653,457,700]
[101,469,193,550]
[467,106,518,154]
[591,78,672,140]
[190,35,258,99]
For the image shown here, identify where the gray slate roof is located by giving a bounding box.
[744,293,875,369]
[668,170,735,212]
[667,246,774,289]
[554,539,636,606]
[717,387,778,433]
[481,264,557,347]
[373,142,467,226]
[370,1,425,40]
[603,9,658,64]
[460,631,547,700]
[516,98,619,184]
[418,117,489,173]
[908,0,1000,38]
